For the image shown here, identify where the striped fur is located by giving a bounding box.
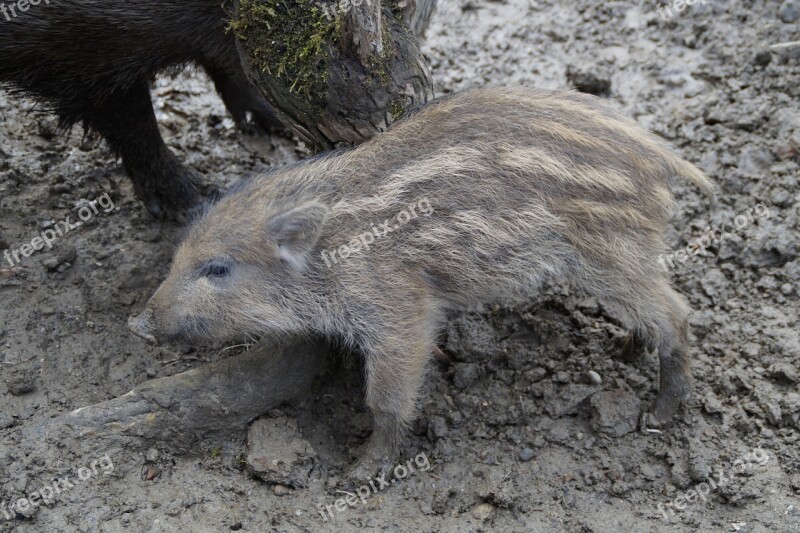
[130,87,711,477]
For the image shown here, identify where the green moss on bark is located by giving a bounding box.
[389,99,406,121]
[230,0,341,106]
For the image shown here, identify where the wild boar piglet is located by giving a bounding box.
[130,87,711,478]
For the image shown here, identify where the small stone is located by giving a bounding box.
[526,367,548,382]
[0,412,13,429]
[577,297,599,314]
[471,502,494,520]
[544,383,601,417]
[780,283,794,295]
[590,390,642,437]
[742,343,761,358]
[779,0,800,22]
[41,306,55,316]
[7,374,36,396]
[770,363,798,384]
[752,49,772,67]
[688,441,713,482]
[42,257,61,271]
[703,391,725,414]
[142,464,161,481]
[145,448,160,463]
[553,371,571,384]
[787,504,800,516]
[518,447,535,462]
[760,398,782,426]
[586,371,602,385]
[272,484,292,496]
[245,417,316,488]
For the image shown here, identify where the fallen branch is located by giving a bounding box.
[25,339,330,453]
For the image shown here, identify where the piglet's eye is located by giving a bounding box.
[200,261,231,279]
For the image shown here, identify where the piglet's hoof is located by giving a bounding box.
[344,453,399,487]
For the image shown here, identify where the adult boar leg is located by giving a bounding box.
[203,62,284,135]
[85,81,201,221]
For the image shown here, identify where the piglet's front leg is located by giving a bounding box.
[347,312,437,481]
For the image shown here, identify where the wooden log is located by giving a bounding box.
[231,0,436,149]
[25,339,330,452]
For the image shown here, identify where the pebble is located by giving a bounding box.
[7,374,36,396]
[519,447,535,462]
[590,389,641,437]
[42,257,61,271]
[0,412,14,429]
[752,49,772,67]
[145,448,161,463]
[471,503,494,520]
[553,371,571,384]
[586,371,602,385]
[142,464,160,481]
[273,484,292,496]
[770,363,798,383]
[245,417,317,487]
[779,0,800,22]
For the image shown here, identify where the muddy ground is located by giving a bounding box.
[1,0,799,531]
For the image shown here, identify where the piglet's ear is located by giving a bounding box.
[266,201,329,270]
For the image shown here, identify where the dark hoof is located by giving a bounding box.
[140,189,199,223]
[133,169,206,223]
[248,104,285,136]
[228,95,285,137]
[641,390,689,430]
[345,454,397,485]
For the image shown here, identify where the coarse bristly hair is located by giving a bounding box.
[133,86,712,474]
[0,0,276,219]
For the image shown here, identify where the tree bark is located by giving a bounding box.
[25,339,330,453]
[232,0,436,149]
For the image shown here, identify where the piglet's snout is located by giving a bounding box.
[128,309,158,345]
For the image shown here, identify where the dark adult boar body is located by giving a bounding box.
[0,0,278,219]
[130,87,712,477]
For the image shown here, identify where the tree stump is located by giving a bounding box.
[231,0,436,149]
